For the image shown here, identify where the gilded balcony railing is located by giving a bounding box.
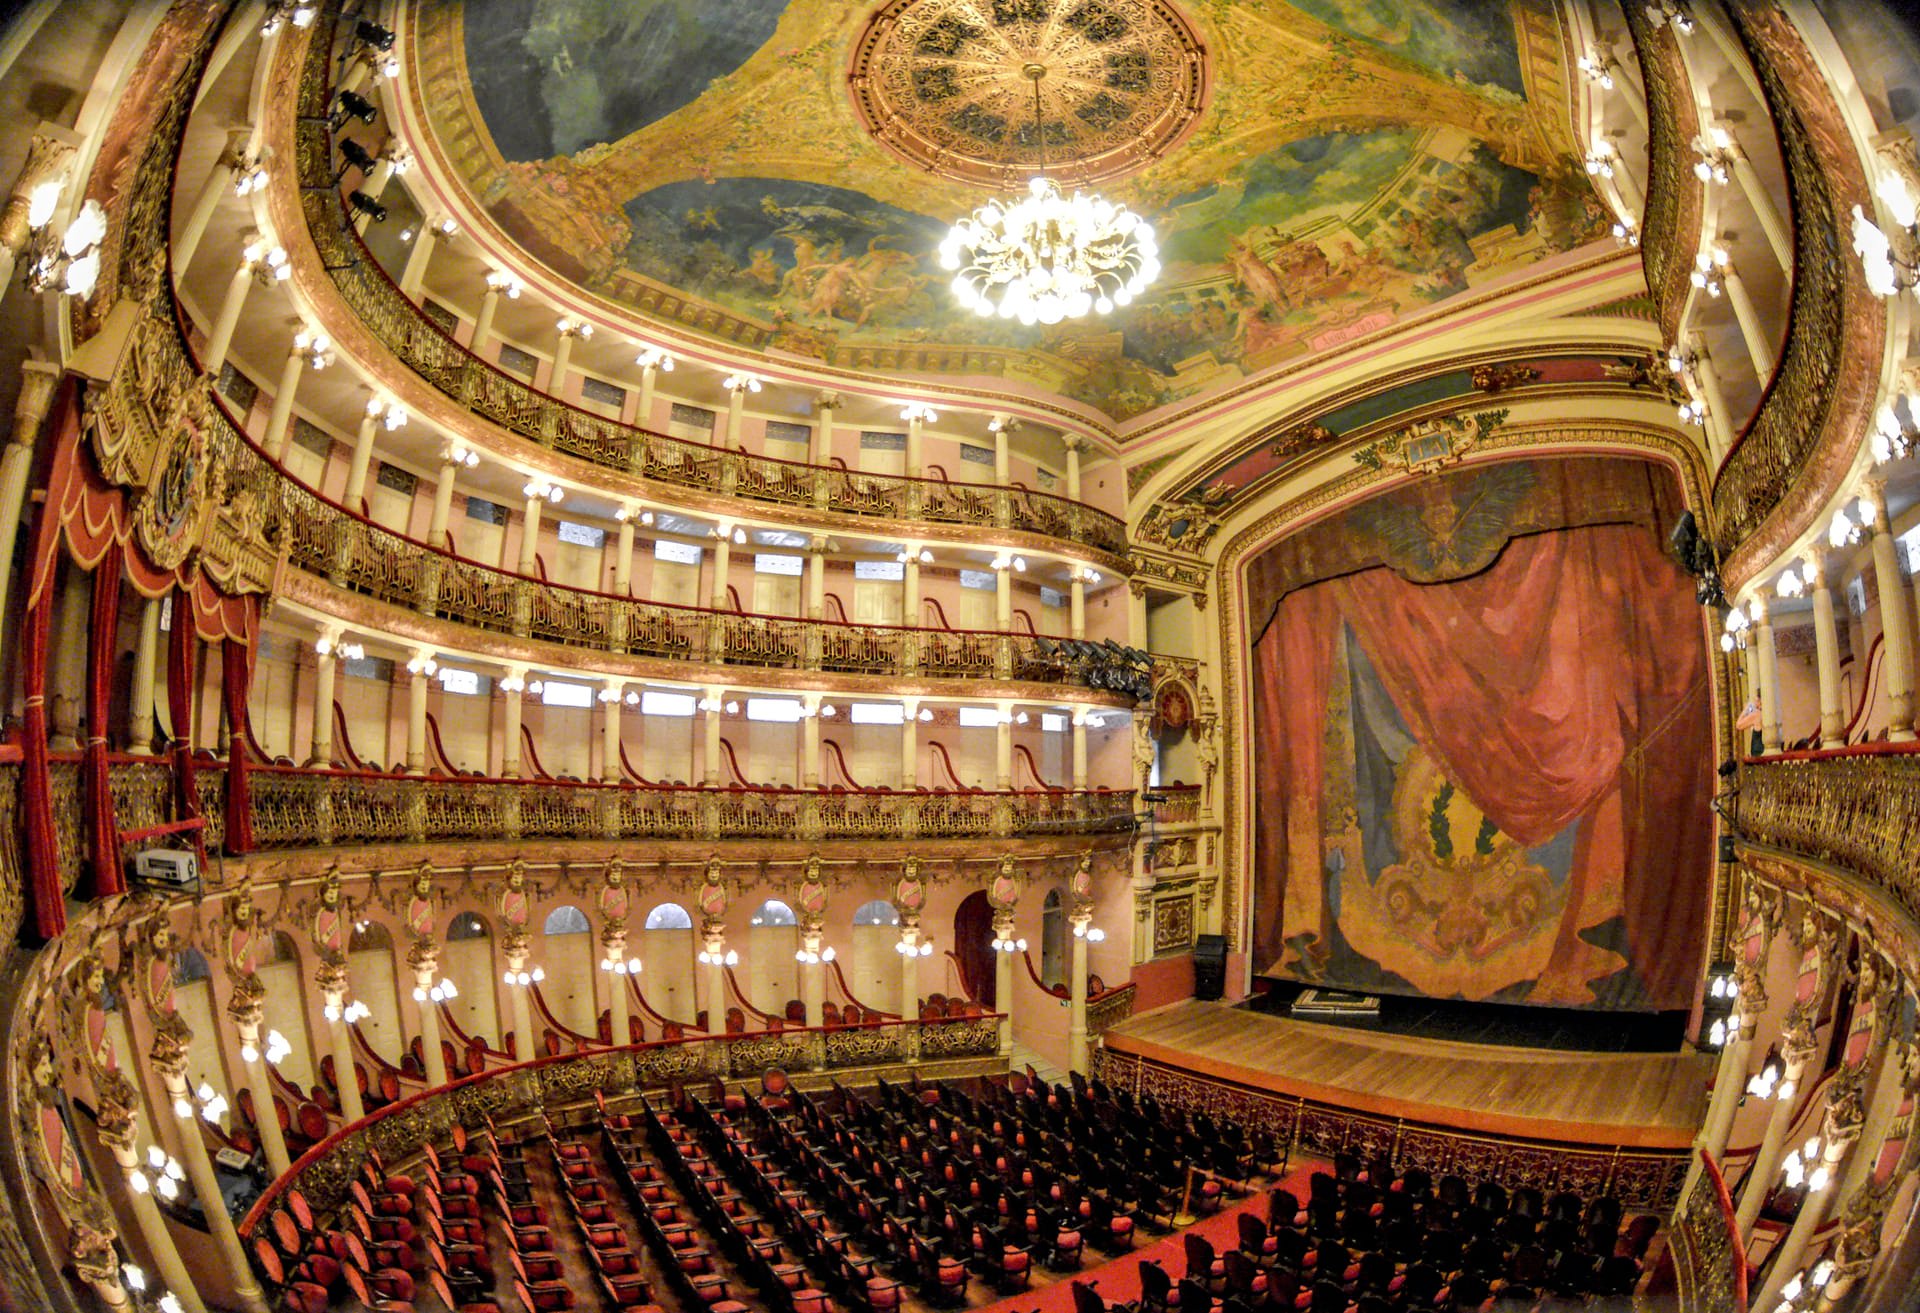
[284,10,1128,562]
[1669,1150,1747,1313]
[236,764,1134,849]
[1736,747,1920,924]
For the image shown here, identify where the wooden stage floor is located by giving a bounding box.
[1100,1000,1711,1149]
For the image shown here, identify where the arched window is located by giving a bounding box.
[750,899,797,927]
[1040,888,1067,991]
[448,913,490,941]
[264,931,301,965]
[544,905,590,935]
[852,899,899,927]
[349,920,393,953]
[645,903,693,930]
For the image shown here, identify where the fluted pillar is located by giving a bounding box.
[174,128,251,277]
[901,699,920,788]
[800,927,826,1028]
[1862,480,1916,738]
[1753,595,1784,752]
[1807,548,1845,748]
[307,644,338,766]
[427,458,459,551]
[1072,714,1089,790]
[1063,434,1084,500]
[993,419,1011,486]
[898,923,923,1021]
[518,486,549,575]
[318,964,365,1124]
[903,552,921,630]
[1070,572,1088,639]
[603,930,633,1046]
[995,563,1013,628]
[699,926,727,1031]
[355,143,410,211]
[805,536,827,620]
[711,530,732,610]
[611,512,637,595]
[1721,262,1776,379]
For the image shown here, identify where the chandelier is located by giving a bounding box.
[939,64,1158,325]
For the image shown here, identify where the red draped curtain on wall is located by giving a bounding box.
[1252,516,1713,1011]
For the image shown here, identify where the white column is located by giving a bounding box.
[231,1002,293,1178]
[322,979,366,1124]
[606,937,632,1046]
[504,943,534,1060]
[903,404,931,474]
[1736,1031,1817,1235]
[98,1114,208,1313]
[711,530,733,609]
[901,699,920,787]
[698,929,727,1031]
[128,598,162,754]
[551,318,591,397]
[1687,335,1736,463]
[702,687,725,786]
[202,257,258,376]
[0,363,60,664]
[1064,434,1084,501]
[806,536,827,620]
[903,552,922,629]
[802,694,823,789]
[800,929,826,1027]
[518,486,548,575]
[1127,581,1148,651]
[174,128,251,277]
[813,392,838,465]
[724,377,756,446]
[611,512,637,594]
[1725,140,1793,272]
[1072,714,1089,789]
[307,645,338,766]
[156,1049,271,1313]
[501,674,525,777]
[472,274,517,359]
[399,217,445,299]
[1067,912,1091,1073]
[1808,548,1845,748]
[899,924,922,1020]
[1863,481,1916,739]
[343,402,394,511]
[1752,1114,1860,1309]
[412,954,449,1086]
[262,337,307,459]
[992,906,1017,1055]
[601,680,623,783]
[996,563,1013,629]
[1070,574,1088,639]
[1721,262,1776,379]
[1753,595,1784,753]
[426,458,459,551]
[632,349,672,425]
[405,654,433,774]
[993,419,1011,485]
[996,704,1014,791]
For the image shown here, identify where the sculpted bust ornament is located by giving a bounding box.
[406,863,436,941]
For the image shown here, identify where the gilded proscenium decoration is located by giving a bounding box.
[848,0,1207,188]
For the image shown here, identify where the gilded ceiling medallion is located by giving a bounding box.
[849,0,1206,188]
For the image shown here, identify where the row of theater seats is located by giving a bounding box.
[1071,1153,1659,1313]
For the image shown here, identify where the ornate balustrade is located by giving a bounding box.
[1669,1150,1747,1313]
[1086,981,1137,1039]
[282,11,1128,564]
[1736,746,1920,924]
[236,763,1135,848]
[1149,784,1202,825]
[238,1017,1002,1234]
[85,302,1135,697]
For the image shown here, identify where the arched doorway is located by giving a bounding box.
[849,899,901,1015]
[1040,888,1067,991]
[541,904,596,1035]
[954,891,995,1007]
[643,903,696,1025]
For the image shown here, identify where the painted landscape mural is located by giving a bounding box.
[421,0,1607,420]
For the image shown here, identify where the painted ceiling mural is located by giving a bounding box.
[413,0,1607,422]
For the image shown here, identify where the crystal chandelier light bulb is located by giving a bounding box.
[943,176,1158,325]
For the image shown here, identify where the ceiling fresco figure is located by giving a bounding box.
[417,0,1605,419]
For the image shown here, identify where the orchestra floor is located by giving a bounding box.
[1100,1000,1710,1150]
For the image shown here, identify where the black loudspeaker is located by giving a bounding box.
[1193,934,1228,1001]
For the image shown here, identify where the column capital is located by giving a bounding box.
[555,316,594,340]
[1062,433,1086,452]
[1802,542,1829,577]
[10,358,62,447]
[724,373,763,395]
[814,390,842,410]
[988,413,1021,434]
[1859,477,1892,526]
[1821,1065,1869,1153]
[226,973,267,1030]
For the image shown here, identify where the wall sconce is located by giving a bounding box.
[796,946,837,965]
[601,955,643,975]
[636,347,675,371]
[294,328,334,370]
[723,373,763,394]
[523,478,563,503]
[261,1,318,34]
[367,397,408,430]
[128,1145,186,1201]
[900,402,939,423]
[413,978,459,1004]
[556,316,593,339]
[485,270,522,298]
[406,655,438,677]
[503,966,546,987]
[240,1028,292,1066]
[25,195,106,299]
[990,932,1028,954]
[696,947,739,967]
[500,673,526,694]
[1689,246,1728,297]
[445,443,481,469]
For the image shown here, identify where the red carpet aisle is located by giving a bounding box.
[969,1161,1325,1313]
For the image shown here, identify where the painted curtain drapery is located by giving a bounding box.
[1251,464,1712,1011]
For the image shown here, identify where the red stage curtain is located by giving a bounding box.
[167,609,200,834]
[1252,522,1712,1009]
[221,639,253,854]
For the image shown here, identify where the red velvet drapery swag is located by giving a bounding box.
[1252,521,1713,1011]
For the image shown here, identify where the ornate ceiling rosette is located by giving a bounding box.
[849,0,1207,188]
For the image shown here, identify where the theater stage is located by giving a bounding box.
[1098,999,1710,1152]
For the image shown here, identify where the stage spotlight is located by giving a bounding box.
[339,139,377,175]
[335,90,377,125]
[356,20,396,50]
[348,191,387,224]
